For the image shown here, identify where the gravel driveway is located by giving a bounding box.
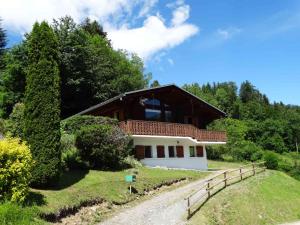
[98,171,223,225]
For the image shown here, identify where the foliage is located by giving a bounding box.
[0,138,34,203]
[208,118,263,161]
[0,202,43,225]
[53,16,149,118]
[0,44,27,118]
[24,21,61,187]
[264,151,279,169]
[5,102,25,138]
[0,19,6,68]
[75,124,132,169]
[183,81,300,157]
[61,115,117,134]
[61,133,87,170]
[122,155,143,168]
[0,16,149,118]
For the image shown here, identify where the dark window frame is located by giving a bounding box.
[168,146,175,158]
[145,146,152,158]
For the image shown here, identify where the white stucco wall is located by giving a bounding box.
[133,135,208,170]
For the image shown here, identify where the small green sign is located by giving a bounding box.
[125,175,136,182]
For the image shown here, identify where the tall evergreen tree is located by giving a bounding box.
[0,18,6,68]
[24,21,61,186]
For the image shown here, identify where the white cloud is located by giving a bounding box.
[171,5,190,26]
[138,0,158,17]
[108,15,198,59]
[217,27,241,40]
[0,0,199,60]
[0,0,132,33]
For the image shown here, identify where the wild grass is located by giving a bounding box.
[188,170,300,225]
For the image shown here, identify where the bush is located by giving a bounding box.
[122,155,142,168]
[231,141,263,162]
[0,138,34,203]
[61,115,118,135]
[5,103,25,139]
[264,151,279,169]
[75,124,132,169]
[60,133,87,170]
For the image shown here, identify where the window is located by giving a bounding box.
[176,146,184,158]
[189,146,196,157]
[144,98,161,106]
[145,108,161,120]
[157,145,165,158]
[145,146,152,158]
[168,146,175,158]
[196,146,204,157]
[165,110,172,122]
[135,145,145,160]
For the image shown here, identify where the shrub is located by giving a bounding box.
[5,103,25,139]
[231,141,263,161]
[264,151,279,169]
[61,115,118,135]
[75,124,132,169]
[24,22,61,187]
[0,138,34,203]
[122,155,142,168]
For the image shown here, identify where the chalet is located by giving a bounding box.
[77,84,227,170]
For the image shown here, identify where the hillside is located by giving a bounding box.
[188,170,300,225]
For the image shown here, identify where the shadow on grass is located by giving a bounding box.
[25,192,47,206]
[36,169,89,191]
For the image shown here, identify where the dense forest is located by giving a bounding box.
[183,82,300,164]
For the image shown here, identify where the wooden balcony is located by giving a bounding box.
[119,120,227,143]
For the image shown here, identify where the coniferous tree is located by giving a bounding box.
[24,21,61,187]
[0,18,6,68]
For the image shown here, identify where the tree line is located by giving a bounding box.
[183,82,300,160]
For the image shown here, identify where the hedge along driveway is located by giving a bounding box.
[30,167,209,216]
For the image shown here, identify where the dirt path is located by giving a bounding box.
[98,171,223,225]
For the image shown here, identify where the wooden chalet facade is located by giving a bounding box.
[78,84,227,170]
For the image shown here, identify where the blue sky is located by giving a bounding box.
[2,0,300,105]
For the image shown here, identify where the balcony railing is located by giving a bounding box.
[119,120,227,143]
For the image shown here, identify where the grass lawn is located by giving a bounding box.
[188,170,300,225]
[29,166,208,217]
[207,160,244,170]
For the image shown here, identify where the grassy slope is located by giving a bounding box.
[31,167,208,215]
[188,170,300,225]
[207,160,243,170]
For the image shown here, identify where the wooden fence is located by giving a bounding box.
[185,161,266,218]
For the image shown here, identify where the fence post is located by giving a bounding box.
[224,171,227,187]
[187,197,190,218]
[207,181,211,198]
[252,163,256,176]
[240,167,243,180]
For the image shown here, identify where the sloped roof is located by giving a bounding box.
[76,84,226,116]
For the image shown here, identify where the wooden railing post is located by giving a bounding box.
[240,167,243,180]
[207,181,211,198]
[252,163,256,176]
[224,171,227,187]
[187,197,191,218]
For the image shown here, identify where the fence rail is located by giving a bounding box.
[185,161,266,218]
